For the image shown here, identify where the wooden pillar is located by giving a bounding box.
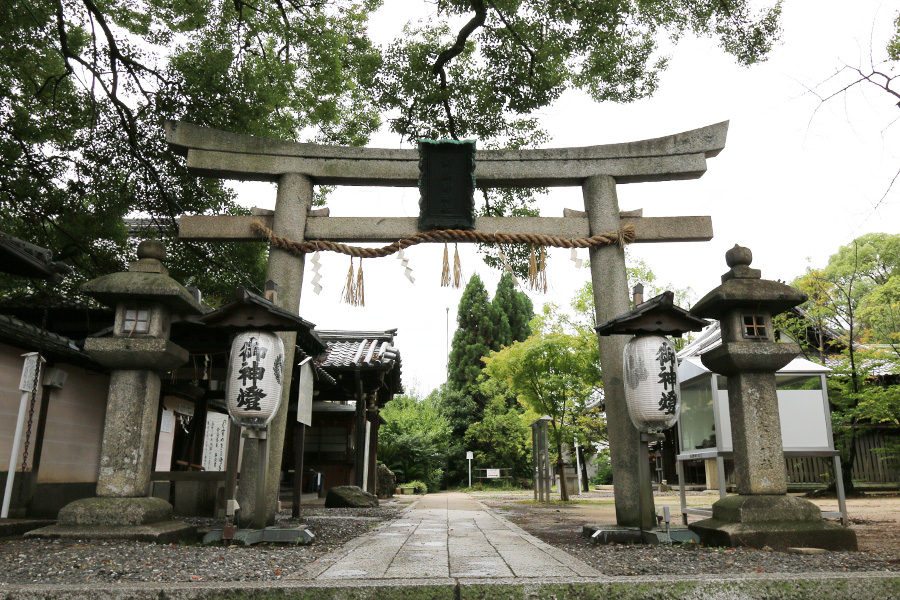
[582,174,654,529]
[223,421,240,515]
[367,408,379,494]
[292,423,305,518]
[354,375,366,489]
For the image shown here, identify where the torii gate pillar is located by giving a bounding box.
[236,173,312,527]
[584,175,653,528]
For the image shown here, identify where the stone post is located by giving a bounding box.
[727,372,787,495]
[237,173,312,526]
[582,175,653,528]
[96,370,162,497]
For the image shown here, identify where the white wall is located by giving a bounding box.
[0,342,109,483]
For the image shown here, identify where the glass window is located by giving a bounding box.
[776,374,822,390]
[680,378,717,450]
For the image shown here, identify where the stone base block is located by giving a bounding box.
[689,495,857,551]
[24,521,196,543]
[689,517,857,551]
[582,523,700,545]
[0,518,55,537]
[57,496,174,526]
[203,526,315,546]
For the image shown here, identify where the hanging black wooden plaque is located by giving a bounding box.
[417,139,476,231]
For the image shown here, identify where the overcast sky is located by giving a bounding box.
[234,0,900,396]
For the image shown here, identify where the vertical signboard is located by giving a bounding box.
[296,360,314,426]
[202,411,230,472]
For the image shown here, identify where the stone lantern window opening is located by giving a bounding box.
[123,307,151,336]
[741,314,767,339]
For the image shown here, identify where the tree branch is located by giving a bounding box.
[432,0,487,139]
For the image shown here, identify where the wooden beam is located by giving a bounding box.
[179,215,713,244]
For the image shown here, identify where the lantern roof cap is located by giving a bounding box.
[530,415,553,427]
[595,291,708,337]
[82,271,206,315]
[81,239,205,315]
[690,245,807,320]
[197,287,324,355]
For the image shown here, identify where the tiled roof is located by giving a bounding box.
[315,329,403,396]
[0,313,98,368]
[0,231,72,282]
[319,338,399,368]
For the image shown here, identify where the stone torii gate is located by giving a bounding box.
[167,120,726,528]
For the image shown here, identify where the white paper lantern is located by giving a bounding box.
[622,335,680,433]
[225,331,285,428]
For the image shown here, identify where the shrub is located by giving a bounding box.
[590,449,613,485]
[404,480,428,494]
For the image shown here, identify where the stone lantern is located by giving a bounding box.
[687,245,856,550]
[31,240,204,542]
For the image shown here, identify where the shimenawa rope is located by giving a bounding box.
[250,220,635,258]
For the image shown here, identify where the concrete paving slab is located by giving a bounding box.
[450,557,514,578]
[306,491,604,582]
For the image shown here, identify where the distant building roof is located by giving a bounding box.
[316,329,402,397]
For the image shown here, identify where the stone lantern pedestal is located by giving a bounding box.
[28,241,204,543]
[687,246,856,550]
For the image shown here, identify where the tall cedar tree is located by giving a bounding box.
[448,274,498,399]
[493,272,533,346]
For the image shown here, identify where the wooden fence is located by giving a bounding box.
[785,431,900,484]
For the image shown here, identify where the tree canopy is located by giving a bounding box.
[782,233,900,495]
[482,310,602,500]
[3,0,782,301]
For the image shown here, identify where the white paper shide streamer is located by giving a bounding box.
[311,251,323,294]
[225,331,285,428]
[570,248,583,269]
[622,335,680,432]
[397,248,415,283]
[497,247,521,288]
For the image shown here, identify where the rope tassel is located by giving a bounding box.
[355,258,365,307]
[453,243,462,288]
[527,245,548,293]
[342,257,358,306]
[441,243,451,287]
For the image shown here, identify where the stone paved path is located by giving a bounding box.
[299,492,600,580]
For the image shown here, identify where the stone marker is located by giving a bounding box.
[325,486,379,508]
[687,245,857,551]
[376,464,396,499]
[27,241,203,543]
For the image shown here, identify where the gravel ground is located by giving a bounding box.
[4,492,899,584]
[478,491,900,577]
[0,505,406,585]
